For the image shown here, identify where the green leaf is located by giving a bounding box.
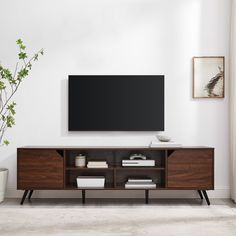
[6,115,15,128]
[34,53,38,61]
[7,102,16,115]
[16,38,26,51]
[3,140,10,146]
[8,78,17,84]
[16,39,23,45]
[27,63,32,70]
[40,50,44,55]
[0,68,12,80]
[20,44,26,50]
[18,52,27,60]
[17,68,29,79]
[0,81,6,90]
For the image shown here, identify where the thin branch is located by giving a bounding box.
[10,62,19,93]
[0,91,3,110]
[0,81,20,115]
[0,123,7,144]
[0,112,8,144]
[0,40,43,145]
[0,48,43,115]
[25,48,43,67]
[3,89,7,108]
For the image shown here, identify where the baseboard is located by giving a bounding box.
[6,187,230,199]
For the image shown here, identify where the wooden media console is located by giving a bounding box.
[17,146,214,205]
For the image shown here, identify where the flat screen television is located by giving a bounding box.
[68,75,164,131]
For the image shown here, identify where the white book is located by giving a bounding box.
[76,176,105,187]
[122,160,155,164]
[77,176,105,179]
[87,161,107,166]
[126,181,155,185]
[128,178,153,183]
[87,165,108,168]
[122,164,155,167]
[122,160,155,167]
[125,185,156,189]
[125,182,156,189]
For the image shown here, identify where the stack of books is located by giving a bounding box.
[150,140,182,148]
[122,160,155,167]
[87,161,108,168]
[76,176,105,188]
[125,178,156,189]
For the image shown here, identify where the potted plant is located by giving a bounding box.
[0,39,43,203]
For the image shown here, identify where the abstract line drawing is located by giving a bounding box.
[193,57,225,98]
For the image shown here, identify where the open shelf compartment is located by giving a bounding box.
[65,149,115,168]
[64,149,167,190]
[114,149,166,168]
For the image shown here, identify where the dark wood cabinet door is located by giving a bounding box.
[17,149,64,189]
[167,149,214,189]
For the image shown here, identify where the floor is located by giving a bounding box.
[0,198,236,236]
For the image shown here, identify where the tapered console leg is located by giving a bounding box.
[20,190,29,205]
[28,190,34,200]
[145,190,149,204]
[197,190,203,199]
[82,190,86,204]
[202,190,210,205]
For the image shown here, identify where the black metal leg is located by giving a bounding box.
[145,190,149,204]
[197,190,203,199]
[202,190,210,205]
[20,190,29,205]
[28,190,34,200]
[82,190,86,204]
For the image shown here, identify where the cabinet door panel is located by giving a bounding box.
[18,149,64,189]
[167,149,214,189]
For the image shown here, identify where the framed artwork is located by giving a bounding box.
[193,56,225,98]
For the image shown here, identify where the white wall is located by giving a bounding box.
[0,0,231,198]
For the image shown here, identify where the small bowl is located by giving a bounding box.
[157,135,171,142]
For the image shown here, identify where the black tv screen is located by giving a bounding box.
[69,75,164,131]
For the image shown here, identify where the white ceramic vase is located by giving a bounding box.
[0,168,8,203]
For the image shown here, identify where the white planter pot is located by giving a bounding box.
[0,168,8,203]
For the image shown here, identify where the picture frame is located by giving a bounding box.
[192,56,225,98]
